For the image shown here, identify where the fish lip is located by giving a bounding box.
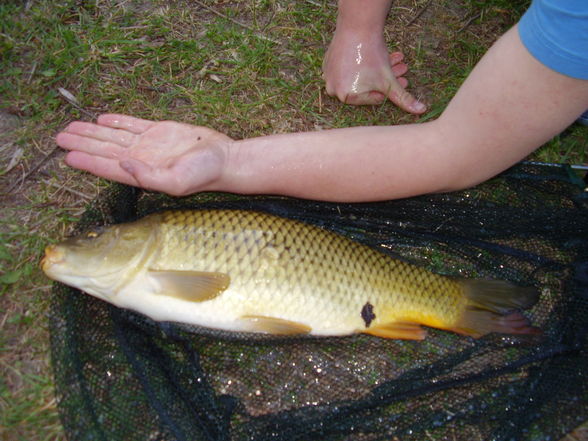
[41,245,64,271]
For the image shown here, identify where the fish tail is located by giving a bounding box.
[451,280,540,338]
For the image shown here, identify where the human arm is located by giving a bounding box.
[322,0,426,112]
[229,26,587,201]
[57,27,588,201]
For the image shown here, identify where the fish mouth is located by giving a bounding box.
[41,244,65,272]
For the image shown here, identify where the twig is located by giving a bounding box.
[457,10,482,33]
[192,0,280,45]
[43,179,94,200]
[18,285,55,295]
[318,84,322,113]
[26,61,37,84]
[193,0,254,30]
[58,88,98,119]
[407,0,433,26]
[2,89,96,195]
[3,147,60,195]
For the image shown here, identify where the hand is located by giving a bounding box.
[56,114,233,196]
[323,32,426,113]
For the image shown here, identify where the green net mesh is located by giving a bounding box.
[49,163,588,441]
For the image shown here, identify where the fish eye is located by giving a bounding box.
[85,226,106,239]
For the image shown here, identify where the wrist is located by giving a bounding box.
[335,0,392,34]
[210,137,248,194]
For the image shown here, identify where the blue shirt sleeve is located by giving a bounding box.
[518,0,588,80]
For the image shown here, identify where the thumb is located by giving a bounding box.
[385,82,427,114]
[119,158,161,191]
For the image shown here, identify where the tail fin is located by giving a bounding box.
[451,280,540,338]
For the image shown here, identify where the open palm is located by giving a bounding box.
[56,114,233,195]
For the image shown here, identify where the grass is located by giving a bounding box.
[0,0,586,440]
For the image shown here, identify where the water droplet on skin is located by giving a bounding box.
[355,43,363,65]
[351,72,361,94]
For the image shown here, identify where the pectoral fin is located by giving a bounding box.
[364,321,427,340]
[148,269,230,302]
[240,315,312,335]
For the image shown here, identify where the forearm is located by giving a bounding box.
[218,26,588,202]
[220,123,446,201]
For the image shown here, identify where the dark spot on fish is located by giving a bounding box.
[197,136,202,141]
[361,302,376,328]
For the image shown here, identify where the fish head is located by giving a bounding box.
[41,220,153,299]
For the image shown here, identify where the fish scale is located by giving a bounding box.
[42,209,539,339]
[149,210,465,334]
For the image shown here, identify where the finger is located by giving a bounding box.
[62,121,136,147]
[97,114,155,134]
[119,158,161,191]
[384,77,427,114]
[387,52,427,114]
[119,159,185,195]
[390,62,408,79]
[56,132,125,158]
[65,151,141,187]
[387,85,427,114]
[396,77,409,89]
[389,53,409,86]
[389,51,405,66]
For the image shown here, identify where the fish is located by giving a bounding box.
[41,209,539,340]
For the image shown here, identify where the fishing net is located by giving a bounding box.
[49,162,588,441]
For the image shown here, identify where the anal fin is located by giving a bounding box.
[240,315,312,335]
[364,321,427,340]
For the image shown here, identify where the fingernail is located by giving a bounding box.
[411,101,426,113]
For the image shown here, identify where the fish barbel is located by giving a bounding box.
[41,209,539,339]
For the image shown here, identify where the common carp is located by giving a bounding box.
[41,209,539,339]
